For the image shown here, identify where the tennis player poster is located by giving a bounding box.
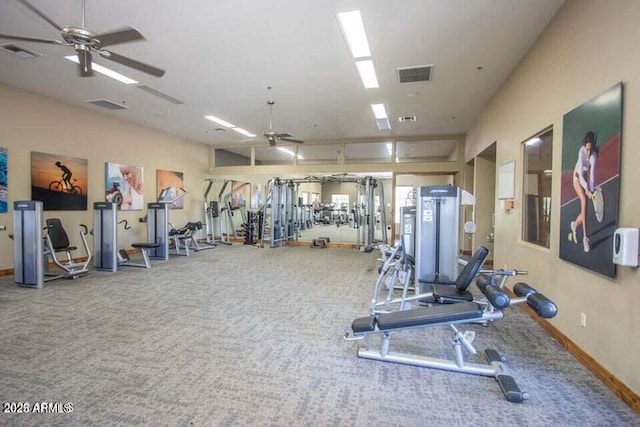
[559,82,622,278]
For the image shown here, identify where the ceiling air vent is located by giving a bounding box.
[399,116,417,122]
[86,99,128,110]
[0,43,40,58]
[397,65,433,84]
[136,85,184,105]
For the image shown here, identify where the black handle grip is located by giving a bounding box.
[80,224,88,234]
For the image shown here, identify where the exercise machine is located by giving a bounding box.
[145,202,169,261]
[93,201,160,270]
[415,185,475,291]
[346,276,558,402]
[14,200,91,288]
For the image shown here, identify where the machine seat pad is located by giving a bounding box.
[352,316,377,334]
[377,302,483,331]
[432,284,474,302]
[132,242,161,249]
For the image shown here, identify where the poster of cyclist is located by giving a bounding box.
[156,169,185,209]
[0,147,7,213]
[31,151,88,211]
[105,162,144,210]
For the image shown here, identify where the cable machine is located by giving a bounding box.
[259,175,388,250]
[414,185,475,292]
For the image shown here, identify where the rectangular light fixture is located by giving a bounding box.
[371,103,388,119]
[65,55,137,84]
[337,10,371,59]
[356,60,379,89]
[205,115,236,128]
[231,127,256,138]
[376,118,391,131]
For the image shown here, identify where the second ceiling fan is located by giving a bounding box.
[263,101,304,147]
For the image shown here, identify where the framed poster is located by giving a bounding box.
[0,147,6,213]
[31,151,88,211]
[251,183,262,209]
[105,162,144,210]
[559,82,622,278]
[157,169,185,209]
[231,182,249,209]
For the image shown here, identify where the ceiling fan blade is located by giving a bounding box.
[274,133,291,138]
[0,33,60,44]
[100,50,165,77]
[95,27,145,48]
[77,49,93,77]
[279,137,304,144]
[18,0,63,32]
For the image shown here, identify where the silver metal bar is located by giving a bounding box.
[357,349,497,377]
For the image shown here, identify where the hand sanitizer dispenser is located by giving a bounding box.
[612,228,639,267]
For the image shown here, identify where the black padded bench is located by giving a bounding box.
[353,302,484,334]
[120,242,161,268]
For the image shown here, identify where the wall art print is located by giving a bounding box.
[105,162,144,210]
[559,82,622,278]
[156,169,185,209]
[31,151,88,211]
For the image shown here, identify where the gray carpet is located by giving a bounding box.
[0,245,638,426]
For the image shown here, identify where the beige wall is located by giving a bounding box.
[0,83,210,266]
[473,157,495,254]
[465,0,640,394]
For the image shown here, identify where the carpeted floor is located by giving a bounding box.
[0,245,638,426]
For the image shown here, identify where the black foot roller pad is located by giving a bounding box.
[352,316,376,334]
[497,375,527,403]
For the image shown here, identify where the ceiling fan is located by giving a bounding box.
[263,101,304,147]
[0,0,165,77]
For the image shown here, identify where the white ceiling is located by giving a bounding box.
[0,0,566,148]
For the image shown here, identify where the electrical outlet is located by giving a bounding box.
[580,312,587,328]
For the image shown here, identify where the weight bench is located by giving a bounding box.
[118,242,160,268]
[347,277,558,403]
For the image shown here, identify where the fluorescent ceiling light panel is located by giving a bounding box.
[205,115,236,128]
[376,118,391,131]
[356,60,379,89]
[371,103,388,119]
[337,10,371,58]
[231,127,256,138]
[65,55,137,84]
